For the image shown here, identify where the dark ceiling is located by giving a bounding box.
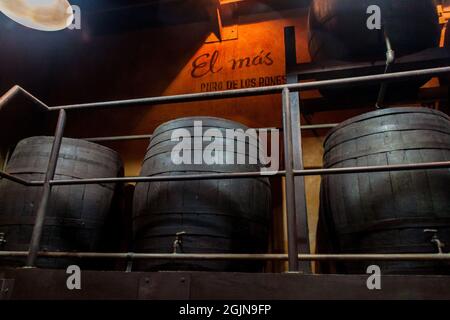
[67,0,311,34]
[71,0,311,13]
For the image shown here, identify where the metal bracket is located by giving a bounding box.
[138,274,191,300]
[424,229,446,254]
[437,4,450,25]
[205,0,238,43]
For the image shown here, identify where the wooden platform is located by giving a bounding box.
[1,268,450,300]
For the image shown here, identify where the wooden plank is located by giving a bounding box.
[3,269,450,300]
[2,268,141,300]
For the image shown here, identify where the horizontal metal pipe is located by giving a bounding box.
[23,161,449,186]
[0,170,31,186]
[45,171,286,186]
[85,134,153,142]
[1,251,450,261]
[294,161,450,176]
[302,123,338,130]
[51,66,450,111]
[0,85,48,111]
[82,124,338,143]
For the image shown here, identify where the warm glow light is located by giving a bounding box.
[219,0,246,4]
[0,0,73,31]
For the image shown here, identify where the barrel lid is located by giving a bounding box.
[324,107,450,148]
[16,136,123,168]
[18,136,120,156]
[153,117,250,137]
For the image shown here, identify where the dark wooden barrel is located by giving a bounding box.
[0,136,123,269]
[319,107,450,274]
[308,0,440,101]
[133,117,271,271]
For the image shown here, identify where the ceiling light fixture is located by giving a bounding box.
[0,0,74,31]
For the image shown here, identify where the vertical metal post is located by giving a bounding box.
[284,26,312,273]
[26,109,66,267]
[282,88,299,272]
[288,86,312,274]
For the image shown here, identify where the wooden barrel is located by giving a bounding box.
[0,136,123,269]
[319,107,450,274]
[133,117,271,271]
[308,0,440,101]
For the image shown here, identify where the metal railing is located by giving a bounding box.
[1,66,450,271]
[2,251,450,261]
